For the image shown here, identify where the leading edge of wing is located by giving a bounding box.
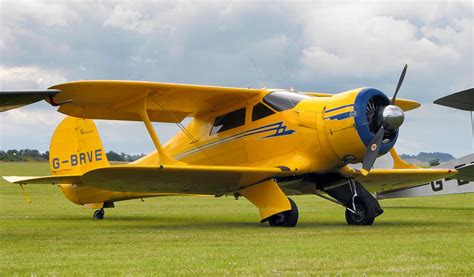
[80,165,283,195]
[49,80,266,122]
[339,166,457,193]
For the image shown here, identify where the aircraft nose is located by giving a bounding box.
[380,105,404,130]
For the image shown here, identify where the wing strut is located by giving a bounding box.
[132,91,180,165]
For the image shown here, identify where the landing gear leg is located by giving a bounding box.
[345,179,378,225]
[268,197,299,227]
[323,179,383,226]
[93,208,105,220]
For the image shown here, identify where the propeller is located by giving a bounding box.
[361,65,408,175]
[391,64,407,105]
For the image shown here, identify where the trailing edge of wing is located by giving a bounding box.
[0,90,61,112]
[81,165,283,195]
[339,166,457,193]
[49,81,266,122]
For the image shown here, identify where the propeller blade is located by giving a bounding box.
[391,64,408,105]
[361,126,385,175]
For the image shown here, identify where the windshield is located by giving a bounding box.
[263,91,310,111]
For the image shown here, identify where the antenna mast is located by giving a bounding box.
[284,63,295,92]
[250,58,265,89]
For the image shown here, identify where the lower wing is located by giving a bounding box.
[3,165,284,196]
[339,166,457,193]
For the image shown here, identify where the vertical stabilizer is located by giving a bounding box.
[49,116,109,176]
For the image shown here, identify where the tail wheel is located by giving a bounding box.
[345,201,375,225]
[93,208,105,220]
[268,197,299,227]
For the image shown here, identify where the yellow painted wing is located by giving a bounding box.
[303,92,333,97]
[4,165,283,195]
[49,81,265,122]
[302,93,420,110]
[340,166,456,193]
[394,98,420,111]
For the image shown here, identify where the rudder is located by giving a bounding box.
[50,116,109,176]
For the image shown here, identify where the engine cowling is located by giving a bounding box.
[322,88,398,164]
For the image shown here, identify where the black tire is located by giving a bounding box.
[93,209,105,220]
[268,197,299,227]
[345,201,375,225]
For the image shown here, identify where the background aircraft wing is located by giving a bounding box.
[433,88,474,111]
[49,81,266,122]
[339,167,456,193]
[4,165,284,195]
[453,163,474,181]
[0,90,60,112]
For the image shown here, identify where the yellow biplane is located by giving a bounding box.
[1,65,458,226]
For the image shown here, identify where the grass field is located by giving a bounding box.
[1,162,473,275]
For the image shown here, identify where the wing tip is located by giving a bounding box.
[2,176,23,184]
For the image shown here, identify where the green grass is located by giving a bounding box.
[1,162,473,275]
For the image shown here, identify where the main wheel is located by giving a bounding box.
[93,208,105,220]
[268,197,299,227]
[345,201,375,225]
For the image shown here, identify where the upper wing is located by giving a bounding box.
[0,90,60,112]
[393,98,420,112]
[339,166,456,193]
[3,164,283,195]
[49,81,266,122]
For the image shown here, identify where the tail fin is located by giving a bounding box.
[50,116,109,175]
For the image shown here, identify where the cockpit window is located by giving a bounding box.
[263,91,310,111]
[252,102,275,121]
[210,108,246,135]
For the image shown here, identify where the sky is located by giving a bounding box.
[0,0,473,158]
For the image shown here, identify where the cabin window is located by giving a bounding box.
[210,108,246,135]
[263,91,310,111]
[252,102,275,121]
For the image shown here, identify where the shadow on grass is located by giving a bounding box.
[24,214,458,231]
[384,206,474,211]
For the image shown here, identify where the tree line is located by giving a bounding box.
[0,149,144,162]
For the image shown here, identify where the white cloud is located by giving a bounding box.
[294,1,470,80]
[0,0,472,157]
[103,5,150,34]
[0,66,68,90]
[1,0,81,27]
[0,102,64,152]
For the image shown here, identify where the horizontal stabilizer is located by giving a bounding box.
[3,175,81,184]
[0,90,61,112]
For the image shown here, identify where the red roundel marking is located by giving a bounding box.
[371,144,377,151]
